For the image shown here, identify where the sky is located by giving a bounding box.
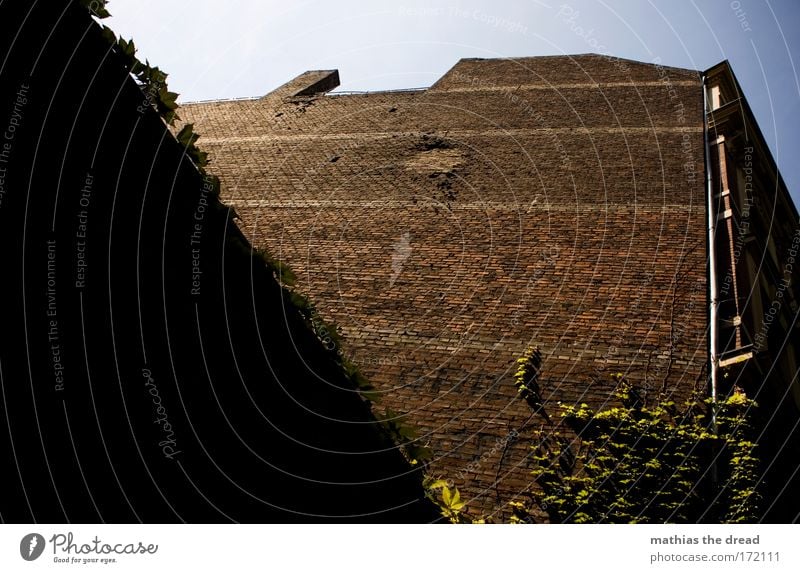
[106,0,800,204]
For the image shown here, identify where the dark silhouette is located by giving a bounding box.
[0,0,435,523]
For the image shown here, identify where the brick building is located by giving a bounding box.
[181,55,800,519]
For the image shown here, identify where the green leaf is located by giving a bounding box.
[441,486,452,506]
[398,425,417,439]
[427,479,449,490]
[406,445,432,462]
[100,26,117,45]
[159,86,179,111]
[176,124,198,148]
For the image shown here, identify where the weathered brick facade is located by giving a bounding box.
[181,55,710,516]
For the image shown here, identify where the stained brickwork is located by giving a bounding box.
[181,55,709,516]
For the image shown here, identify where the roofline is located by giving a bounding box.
[455,52,698,72]
[182,54,701,106]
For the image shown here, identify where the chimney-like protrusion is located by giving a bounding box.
[264,70,340,100]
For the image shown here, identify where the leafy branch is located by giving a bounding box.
[514,377,761,523]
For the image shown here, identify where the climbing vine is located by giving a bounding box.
[508,351,761,523]
[424,477,471,523]
[431,348,761,524]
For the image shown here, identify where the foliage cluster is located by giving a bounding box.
[509,351,760,524]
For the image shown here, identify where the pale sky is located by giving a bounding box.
[106,0,800,204]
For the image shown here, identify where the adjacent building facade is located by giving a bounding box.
[181,55,799,519]
[705,62,800,515]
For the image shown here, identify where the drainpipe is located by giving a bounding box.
[702,74,719,429]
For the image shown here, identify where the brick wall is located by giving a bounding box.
[182,54,709,517]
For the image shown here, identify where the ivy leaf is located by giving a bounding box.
[407,445,432,461]
[441,486,452,506]
[176,123,199,149]
[138,64,167,87]
[158,86,179,111]
[115,37,139,71]
[398,425,417,440]
[426,479,449,490]
[190,148,209,168]
[117,37,136,59]
[156,87,180,125]
[100,26,117,46]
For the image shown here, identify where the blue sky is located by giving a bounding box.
[107,0,800,204]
